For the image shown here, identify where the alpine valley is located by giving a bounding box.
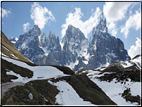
[1,13,141,105]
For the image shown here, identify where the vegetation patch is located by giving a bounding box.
[2,80,59,105]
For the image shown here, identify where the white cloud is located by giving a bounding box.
[121,10,141,38]
[103,2,132,37]
[23,22,30,32]
[61,7,101,38]
[128,37,141,59]
[31,2,55,30]
[107,22,118,37]
[0,8,11,18]
[103,2,132,22]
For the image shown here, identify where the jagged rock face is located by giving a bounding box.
[37,32,62,65]
[15,25,61,64]
[61,25,89,69]
[39,32,61,53]
[87,13,130,70]
[13,13,130,71]
[92,12,108,35]
[15,25,44,63]
[62,25,89,57]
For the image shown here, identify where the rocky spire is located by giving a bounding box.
[92,12,108,35]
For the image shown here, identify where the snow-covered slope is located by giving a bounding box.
[2,56,69,83]
[48,80,94,105]
[81,55,141,105]
[2,56,115,105]
[87,71,141,105]
[120,54,141,70]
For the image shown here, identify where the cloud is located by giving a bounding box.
[128,37,141,59]
[103,2,132,37]
[0,8,11,18]
[31,2,55,30]
[61,7,101,38]
[121,10,141,38]
[107,22,118,37]
[23,22,30,32]
[103,2,132,22]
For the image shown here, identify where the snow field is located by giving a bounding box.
[87,70,141,105]
[48,80,94,105]
[2,56,69,83]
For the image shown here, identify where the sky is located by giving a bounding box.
[1,1,141,58]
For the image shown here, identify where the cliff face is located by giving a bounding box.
[13,13,130,71]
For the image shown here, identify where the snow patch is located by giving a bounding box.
[106,52,117,58]
[6,70,29,82]
[11,54,18,59]
[120,61,133,68]
[131,56,141,69]
[48,80,94,105]
[60,42,64,50]
[15,37,18,41]
[66,60,79,70]
[87,70,141,105]
[3,56,69,83]
[0,52,8,57]
[28,93,33,100]
[82,60,88,65]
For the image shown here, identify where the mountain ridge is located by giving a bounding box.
[11,13,130,71]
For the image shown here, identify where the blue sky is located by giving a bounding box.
[1,1,141,58]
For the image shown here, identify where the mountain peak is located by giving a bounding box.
[28,25,41,36]
[92,12,108,35]
[33,25,39,29]
[65,25,85,38]
[100,12,106,21]
[49,32,57,38]
[67,25,79,33]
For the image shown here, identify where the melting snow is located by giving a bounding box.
[0,52,8,57]
[2,56,69,83]
[48,80,94,105]
[11,54,18,59]
[28,93,33,100]
[82,60,88,65]
[131,56,141,69]
[60,42,64,50]
[15,37,18,41]
[120,61,133,68]
[106,52,117,58]
[66,60,79,70]
[87,70,141,105]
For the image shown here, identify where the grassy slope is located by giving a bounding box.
[2,80,59,105]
